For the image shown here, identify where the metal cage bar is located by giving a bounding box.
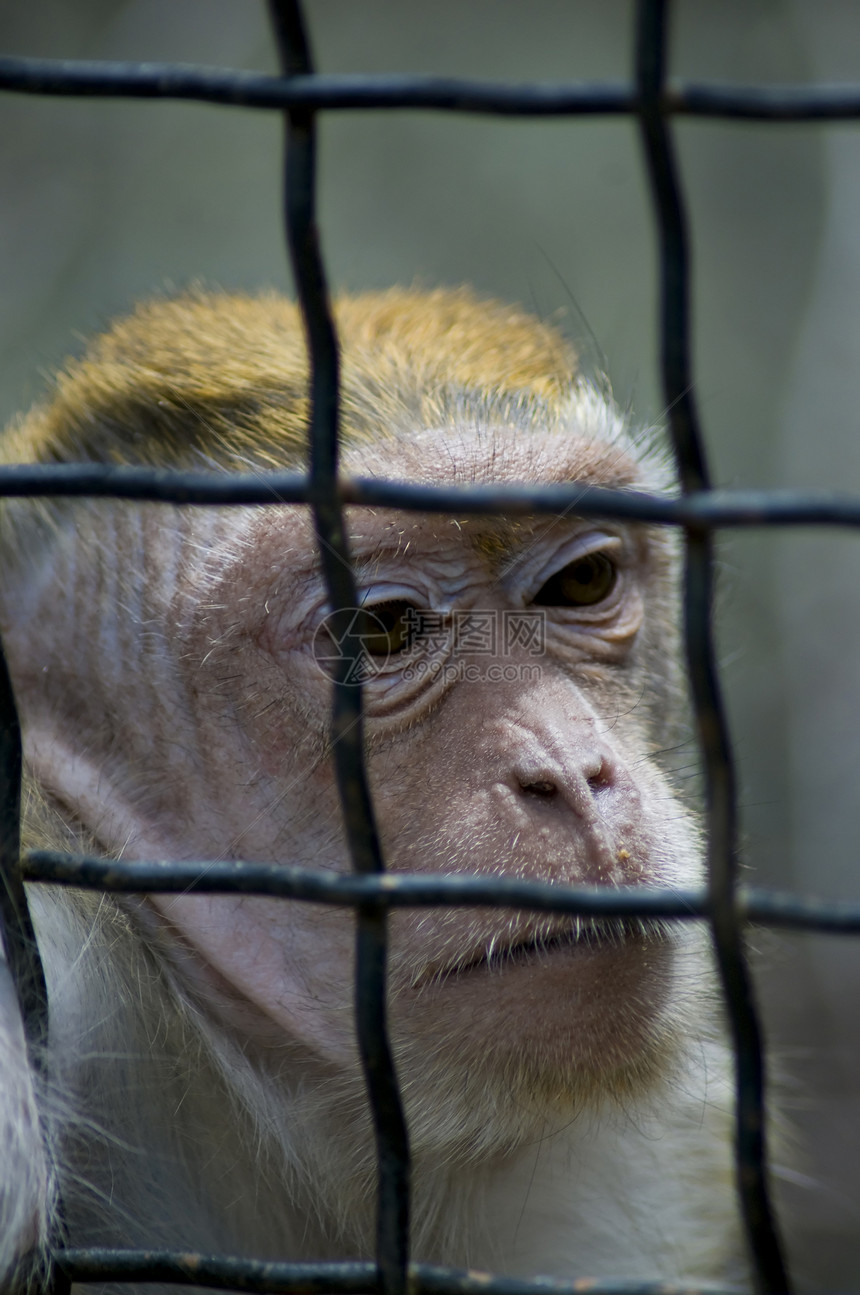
[3,56,860,122]
[267,4,411,1293]
[0,1,857,1291]
[634,2,786,1290]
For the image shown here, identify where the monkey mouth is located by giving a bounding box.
[418,915,670,987]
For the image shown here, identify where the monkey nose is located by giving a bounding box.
[516,752,614,817]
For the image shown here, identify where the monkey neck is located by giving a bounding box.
[31,884,345,1259]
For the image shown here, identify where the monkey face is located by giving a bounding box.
[44,418,698,1133]
[10,421,699,1104]
[0,300,706,1148]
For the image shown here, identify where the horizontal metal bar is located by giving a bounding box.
[741,886,860,934]
[55,1249,743,1295]
[343,482,860,528]
[1,57,860,123]
[670,82,860,120]
[56,1251,377,1294]
[0,59,630,114]
[3,465,860,529]
[22,852,860,933]
[23,850,710,914]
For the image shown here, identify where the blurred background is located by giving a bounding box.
[0,1,857,1286]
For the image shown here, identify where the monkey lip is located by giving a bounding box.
[419,916,669,987]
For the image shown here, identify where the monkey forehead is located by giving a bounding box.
[169,409,667,598]
[218,412,648,544]
[342,413,652,490]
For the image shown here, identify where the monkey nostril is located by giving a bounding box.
[587,760,612,792]
[517,755,615,808]
[520,779,558,799]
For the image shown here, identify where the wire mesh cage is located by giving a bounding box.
[0,2,858,1292]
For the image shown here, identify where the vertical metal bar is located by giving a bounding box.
[633,2,790,1291]
[0,637,73,1295]
[0,634,48,1063]
[265,6,411,1294]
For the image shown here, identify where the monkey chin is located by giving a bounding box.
[391,918,693,1159]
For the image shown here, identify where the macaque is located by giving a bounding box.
[0,289,740,1292]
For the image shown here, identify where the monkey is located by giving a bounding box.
[0,287,740,1292]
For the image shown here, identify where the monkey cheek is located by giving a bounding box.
[148,889,681,1098]
[145,894,361,1067]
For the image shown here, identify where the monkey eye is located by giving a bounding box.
[532,552,617,608]
[359,600,419,656]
